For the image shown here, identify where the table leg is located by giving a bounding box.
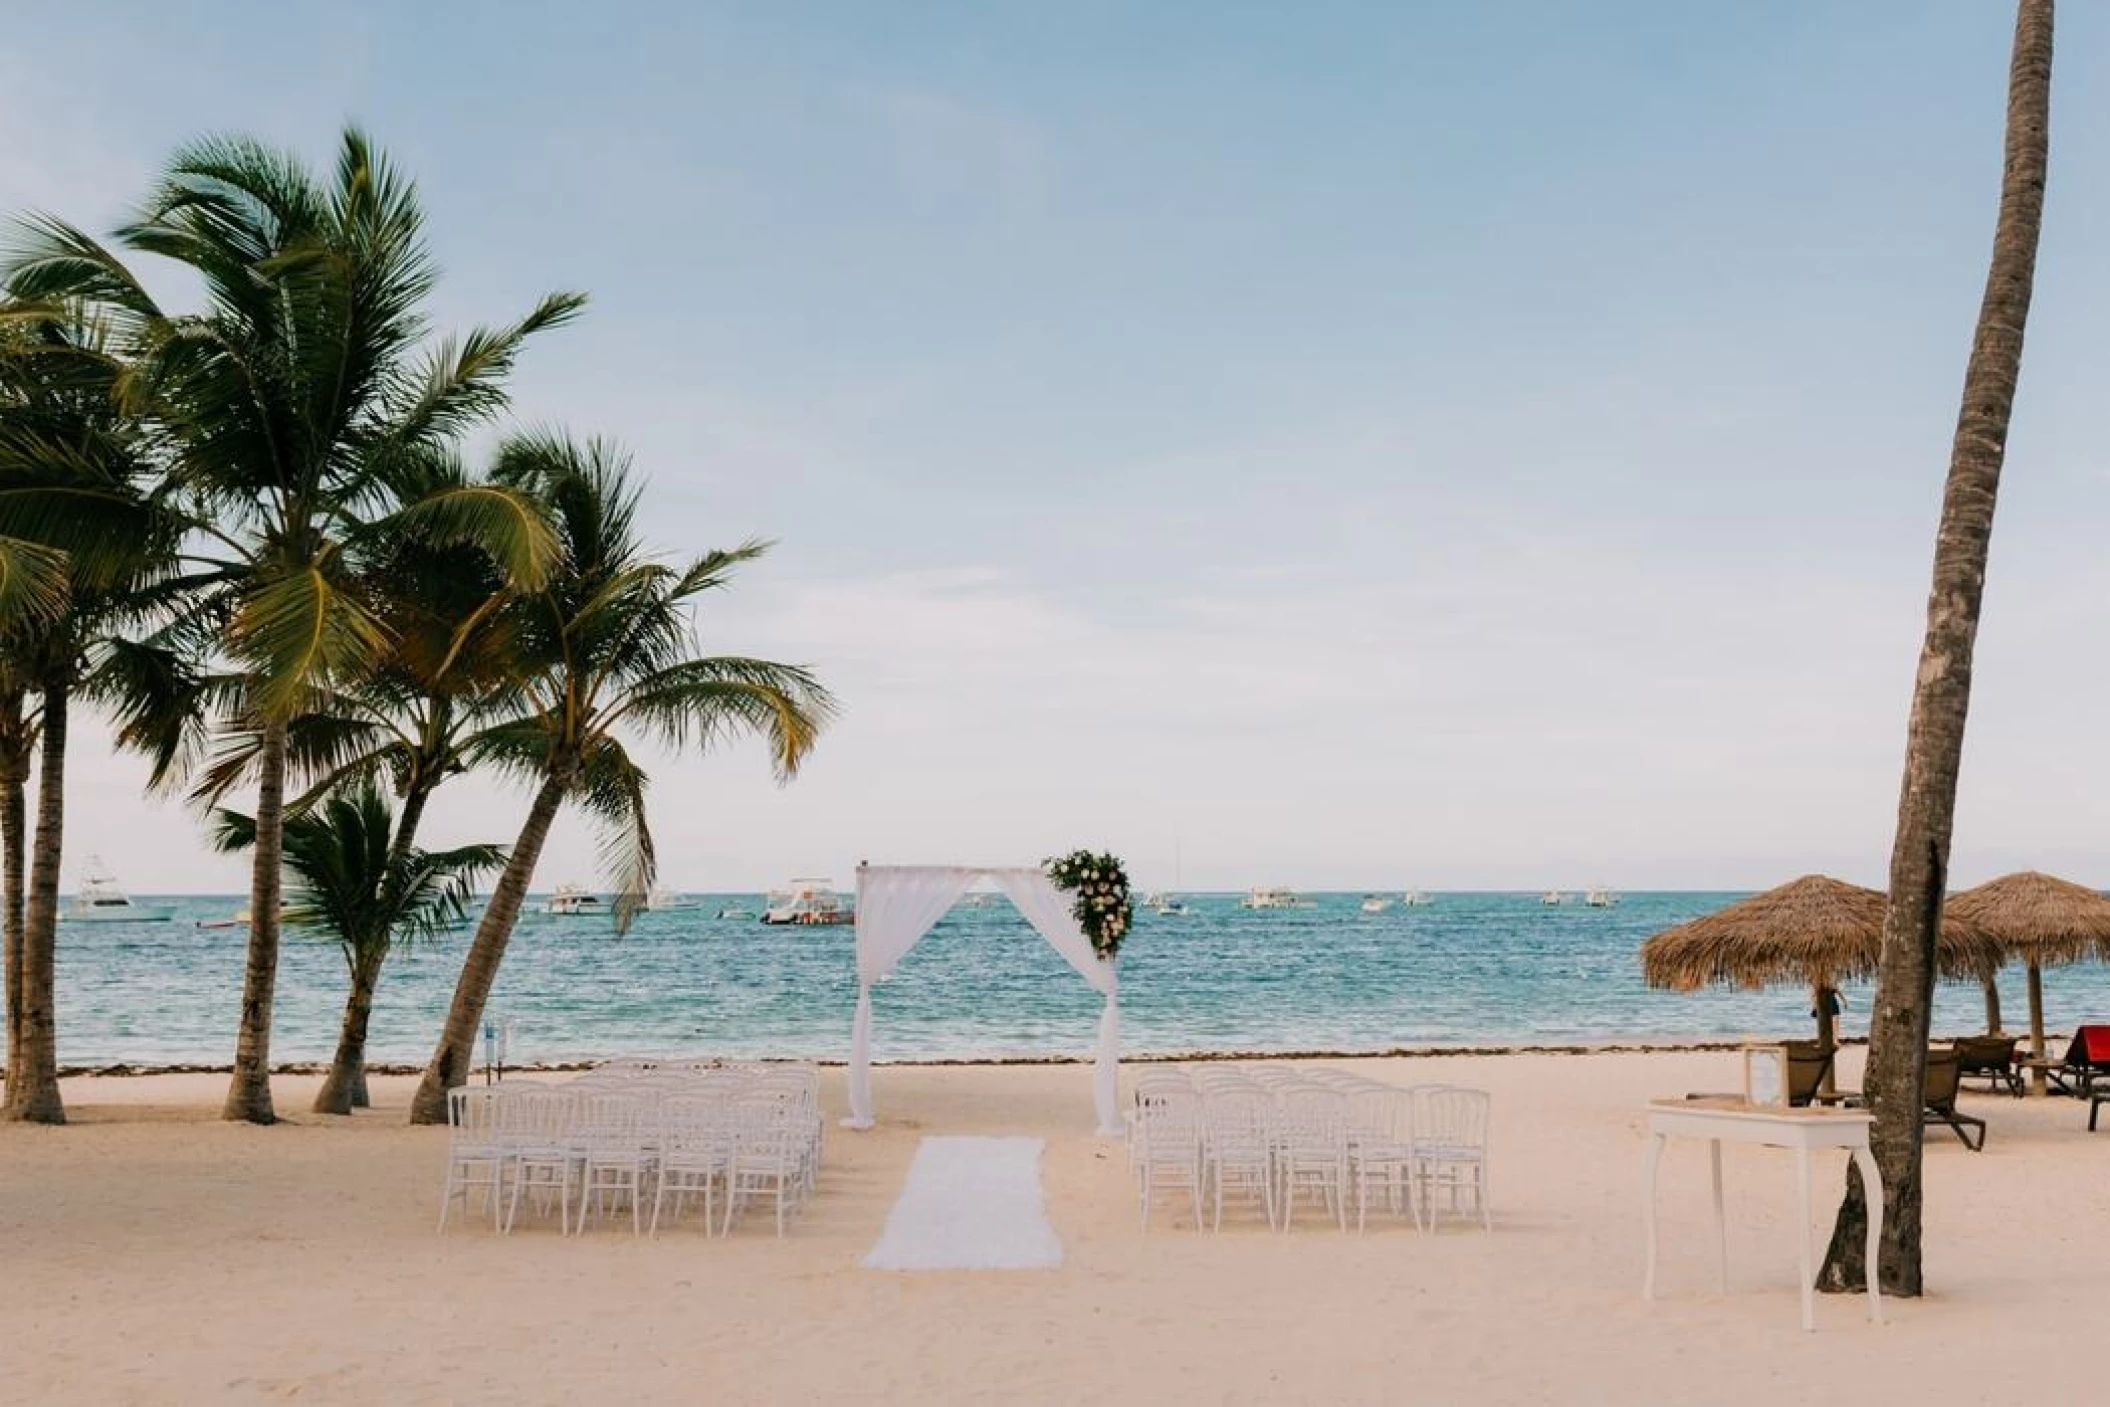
[1852,1147,1885,1325]
[1642,1132,1666,1300]
[1709,1138,1727,1294]
[1796,1146,1814,1333]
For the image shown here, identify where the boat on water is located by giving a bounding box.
[762,879,853,926]
[1401,889,1432,907]
[1144,891,1194,917]
[715,901,756,920]
[1540,890,1566,906]
[546,884,608,917]
[641,887,701,912]
[1241,887,1314,910]
[1360,895,1395,914]
[959,893,997,910]
[1584,887,1619,908]
[64,859,175,923]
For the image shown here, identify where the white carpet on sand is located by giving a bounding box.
[863,1136,1063,1270]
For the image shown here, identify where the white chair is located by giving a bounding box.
[574,1092,653,1235]
[437,1086,509,1233]
[1348,1086,1416,1232]
[723,1097,805,1236]
[1411,1086,1491,1232]
[1201,1088,1277,1231]
[1132,1087,1204,1230]
[650,1093,731,1236]
[1276,1087,1349,1231]
[503,1089,582,1234]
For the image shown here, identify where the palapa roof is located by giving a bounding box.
[1945,871,2110,968]
[1640,873,2002,993]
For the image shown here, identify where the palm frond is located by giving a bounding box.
[575,736,654,934]
[227,561,391,719]
[601,656,836,781]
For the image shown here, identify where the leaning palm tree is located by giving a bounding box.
[407,433,836,1124]
[214,786,502,1114]
[4,129,577,1122]
[1818,0,2053,1297]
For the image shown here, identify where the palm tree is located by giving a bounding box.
[1818,0,2053,1296]
[407,433,836,1124]
[0,305,177,1124]
[4,129,577,1122]
[213,786,502,1115]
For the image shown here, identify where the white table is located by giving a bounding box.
[1642,1100,1883,1332]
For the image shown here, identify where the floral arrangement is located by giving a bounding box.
[1046,849,1132,961]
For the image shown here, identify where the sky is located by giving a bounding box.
[3,2,2108,894]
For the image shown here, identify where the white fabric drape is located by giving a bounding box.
[994,869,1122,1136]
[847,864,1123,1136]
[846,865,979,1128]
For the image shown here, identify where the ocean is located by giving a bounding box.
[42,890,2103,1069]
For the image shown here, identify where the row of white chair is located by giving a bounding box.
[1128,1066,1491,1234]
[439,1062,824,1237]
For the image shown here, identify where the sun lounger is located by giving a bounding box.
[1844,1046,1985,1151]
[2045,1025,2110,1098]
[1952,1034,2024,1097]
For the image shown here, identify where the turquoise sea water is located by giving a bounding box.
[42,891,2110,1068]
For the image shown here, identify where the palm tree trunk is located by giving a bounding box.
[409,767,570,1124]
[1819,0,2052,1297]
[1981,972,2004,1035]
[1,687,27,1105]
[313,950,384,1115]
[314,731,448,1117]
[223,717,289,1124]
[7,681,67,1124]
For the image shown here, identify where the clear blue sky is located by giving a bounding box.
[5,3,2108,892]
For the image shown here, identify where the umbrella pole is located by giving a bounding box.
[2028,960,2047,1096]
[1982,971,2004,1035]
[1812,982,1838,1099]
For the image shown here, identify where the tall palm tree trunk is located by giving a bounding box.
[314,950,385,1115]
[223,717,289,1124]
[1,688,27,1102]
[1819,0,2052,1296]
[409,769,570,1124]
[7,681,67,1123]
[1981,972,2004,1034]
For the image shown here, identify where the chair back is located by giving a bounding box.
[1923,1046,1964,1110]
[1783,1042,1834,1107]
[1952,1034,2018,1076]
[446,1086,502,1149]
[1413,1086,1491,1154]
[2078,1026,2110,1067]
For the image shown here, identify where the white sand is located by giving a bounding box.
[2,1049,2104,1405]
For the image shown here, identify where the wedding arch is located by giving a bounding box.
[845,862,1123,1135]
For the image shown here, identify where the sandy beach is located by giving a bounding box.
[0,1048,2101,1405]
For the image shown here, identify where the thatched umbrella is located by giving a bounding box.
[1946,871,2110,1088]
[1641,874,2003,1094]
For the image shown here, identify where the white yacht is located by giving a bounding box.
[1359,894,1395,914]
[1401,890,1432,907]
[64,859,175,923]
[1584,887,1619,908]
[1144,891,1194,917]
[762,879,852,926]
[1240,887,1314,910]
[546,885,607,917]
[1540,890,1566,907]
[715,901,756,920]
[641,887,701,912]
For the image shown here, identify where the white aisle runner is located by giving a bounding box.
[863,1136,1063,1270]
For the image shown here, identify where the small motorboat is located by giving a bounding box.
[1240,887,1314,910]
[761,879,853,926]
[1401,890,1432,907]
[715,902,756,920]
[546,885,608,917]
[641,887,702,913]
[1540,891,1566,907]
[1584,887,1619,908]
[1360,895,1395,914]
